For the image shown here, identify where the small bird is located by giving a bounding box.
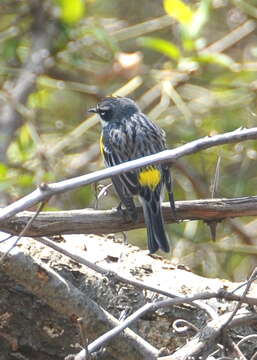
[89,97,176,253]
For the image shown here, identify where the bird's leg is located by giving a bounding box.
[115,202,129,220]
[116,201,124,213]
[116,201,138,223]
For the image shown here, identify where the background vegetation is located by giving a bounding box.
[0,0,257,281]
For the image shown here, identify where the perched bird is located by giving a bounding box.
[89,97,176,253]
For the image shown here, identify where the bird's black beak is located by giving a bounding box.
[88,107,98,114]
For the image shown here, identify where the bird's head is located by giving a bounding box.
[88,97,139,125]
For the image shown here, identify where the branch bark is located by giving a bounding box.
[0,238,158,360]
[1,196,257,237]
[160,312,257,360]
[0,127,256,221]
[1,236,257,359]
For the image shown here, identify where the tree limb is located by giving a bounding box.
[160,313,257,360]
[1,236,257,359]
[0,240,158,360]
[0,127,256,221]
[1,196,257,236]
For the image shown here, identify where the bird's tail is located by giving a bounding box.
[141,199,170,254]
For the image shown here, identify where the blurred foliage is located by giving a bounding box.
[57,0,86,24]
[164,0,194,25]
[0,0,257,281]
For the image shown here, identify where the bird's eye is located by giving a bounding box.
[99,107,112,121]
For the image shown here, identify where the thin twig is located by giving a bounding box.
[172,319,199,335]
[222,267,257,329]
[0,202,45,262]
[0,243,159,360]
[77,318,90,360]
[46,76,143,157]
[73,299,257,360]
[0,234,13,244]
[237,334,257,347]
[211,156,221,198]
[200,20,256,55]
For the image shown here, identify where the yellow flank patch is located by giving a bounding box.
[138,167,161,189]
[100,134,104,157]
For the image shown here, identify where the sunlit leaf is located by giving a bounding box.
[16,40,29,62]
[194,53,235,68]
[58,0,85,24]
[7,124,35,162]
[18,174,34,188]
[138,36,180,60]
[182,37,197,52]
[40,172,56,183]
[163,0,193,25]
[0,163,7,178]
[29,89,51,109]
[43,206,61,211]
[190,0,211,38]
[19,124,31,148]
[7,142,21,163]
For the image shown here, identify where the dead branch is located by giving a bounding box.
[200,20,256,55]
[160,312,257,360]
[33,237,257,309]
[0,196,257,237]
[0,238,158,360]
[1,236,257,359]
[0,127,257,221]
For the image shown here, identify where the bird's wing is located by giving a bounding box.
[101,112,167,195]
[101,130,138,196]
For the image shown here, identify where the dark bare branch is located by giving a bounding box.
[160,313,257,360]
[0,240,158,360]
[0,196,257,237]
[0,127,256,221]
[2,236,257,360]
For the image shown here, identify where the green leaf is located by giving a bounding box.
[3,38,19,61]
[0,163,8,179]
[163,0,193,25]
[18,174,34,188]
[58,0,85,24]
[138,36,180,60]
[194,53,235,68]
[40,172,56,183]
[19,124,32,148]
[29,89,51,109]
[190,0,211,38]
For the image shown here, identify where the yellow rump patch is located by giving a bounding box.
[138,167,161,190]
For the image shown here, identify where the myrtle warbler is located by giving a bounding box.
[89,97,175,253]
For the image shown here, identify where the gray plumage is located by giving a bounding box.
[89,97,175,253]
